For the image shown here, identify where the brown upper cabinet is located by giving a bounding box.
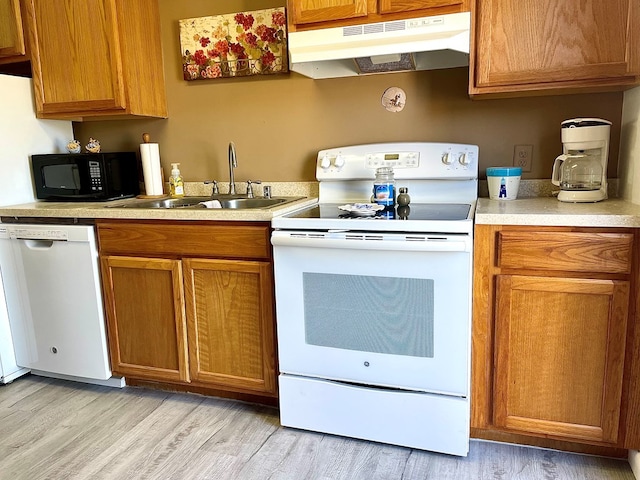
[0,0,26,62]
[470,0,640,97]
[288,0,469,31]
[24,0,167,120]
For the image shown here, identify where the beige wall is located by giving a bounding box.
[74,0,624,185]
[619,86,640,203]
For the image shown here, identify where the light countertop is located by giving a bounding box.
[0,182,319,222]
[3,180,640,228]
[0,197,318,222]
[476,197,640,227]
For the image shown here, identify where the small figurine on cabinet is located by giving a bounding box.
[66,139,81,154]
[85,138,101,153]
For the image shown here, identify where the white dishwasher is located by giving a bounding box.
[0,223,122,386]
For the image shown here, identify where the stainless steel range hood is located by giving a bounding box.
[288,12,470,79]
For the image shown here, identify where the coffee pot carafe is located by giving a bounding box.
[552,152,603,190]
[551,118,611,203]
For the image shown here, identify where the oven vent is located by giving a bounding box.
[345,234,384,241]
[405,235,449,242]
[290,232,326,239]
[343,20,405,37]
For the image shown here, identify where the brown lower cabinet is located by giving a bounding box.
[101,256,190,383]
[473,225,640,455]
[97,220,277,397]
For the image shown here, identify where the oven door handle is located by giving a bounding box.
[271,234,471,253]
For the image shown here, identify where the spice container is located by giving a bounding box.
[373,167,395,206]
[397,187,410,207]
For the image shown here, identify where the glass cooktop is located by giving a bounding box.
[272,203,474,234]
[288,203,471,220]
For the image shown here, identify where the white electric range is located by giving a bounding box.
[271,142,478,456]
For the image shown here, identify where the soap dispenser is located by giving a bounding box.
[169,163,184,197]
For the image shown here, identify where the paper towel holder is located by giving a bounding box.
[139,132,166,198]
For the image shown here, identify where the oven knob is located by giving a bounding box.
[441,152,453,165]
[458,153,470,166]
[320,155,332,170]
[332,155,345,169]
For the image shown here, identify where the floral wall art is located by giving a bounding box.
[179,7,288,80]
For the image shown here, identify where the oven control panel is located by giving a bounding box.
[316,142,478,180]
[364,152,419,169]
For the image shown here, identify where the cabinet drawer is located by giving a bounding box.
[496,231,633,274]
[97,221,271,260]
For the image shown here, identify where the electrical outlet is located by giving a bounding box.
[513,144,533,172]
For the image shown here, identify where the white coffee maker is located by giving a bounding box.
[551,118,611,203]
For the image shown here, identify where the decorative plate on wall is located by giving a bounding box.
[381,87,406,113]
[179,8,288,81]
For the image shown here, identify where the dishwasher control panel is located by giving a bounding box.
[8,228,68,241]
[0,224,95,242]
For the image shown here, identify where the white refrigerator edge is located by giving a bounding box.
[0,74,73,384]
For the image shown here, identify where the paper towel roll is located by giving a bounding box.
[140,141,164,196]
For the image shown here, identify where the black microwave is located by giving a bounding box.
[31,152,140,201]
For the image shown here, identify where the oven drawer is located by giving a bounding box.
[496,230,633,274]
[279,374,470,456]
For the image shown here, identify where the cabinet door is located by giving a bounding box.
[472,0,640,94]
[183,258,277,394]
[379,0,462,15]
[0,0,25,58]
[24,0,166,119]
[26,0,126,115]
[289,0,369,25]
[101,256,189,383]
[494,275,628,444]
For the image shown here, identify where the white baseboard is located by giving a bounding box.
[31,370,126,388]
[630,450,640,480]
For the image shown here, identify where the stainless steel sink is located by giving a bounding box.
[133,196,213,209]
[217,197,287,209]
[107,195,302,210]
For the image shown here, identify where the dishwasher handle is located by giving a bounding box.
[20,239,59,250]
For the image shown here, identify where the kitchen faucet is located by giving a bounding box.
[228,142,237,195]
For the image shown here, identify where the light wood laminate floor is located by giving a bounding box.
[0,375,635,480]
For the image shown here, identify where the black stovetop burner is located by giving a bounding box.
[289,203,472,222]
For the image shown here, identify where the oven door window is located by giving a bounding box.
[304,273,434,358]
[274,244,471,397]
